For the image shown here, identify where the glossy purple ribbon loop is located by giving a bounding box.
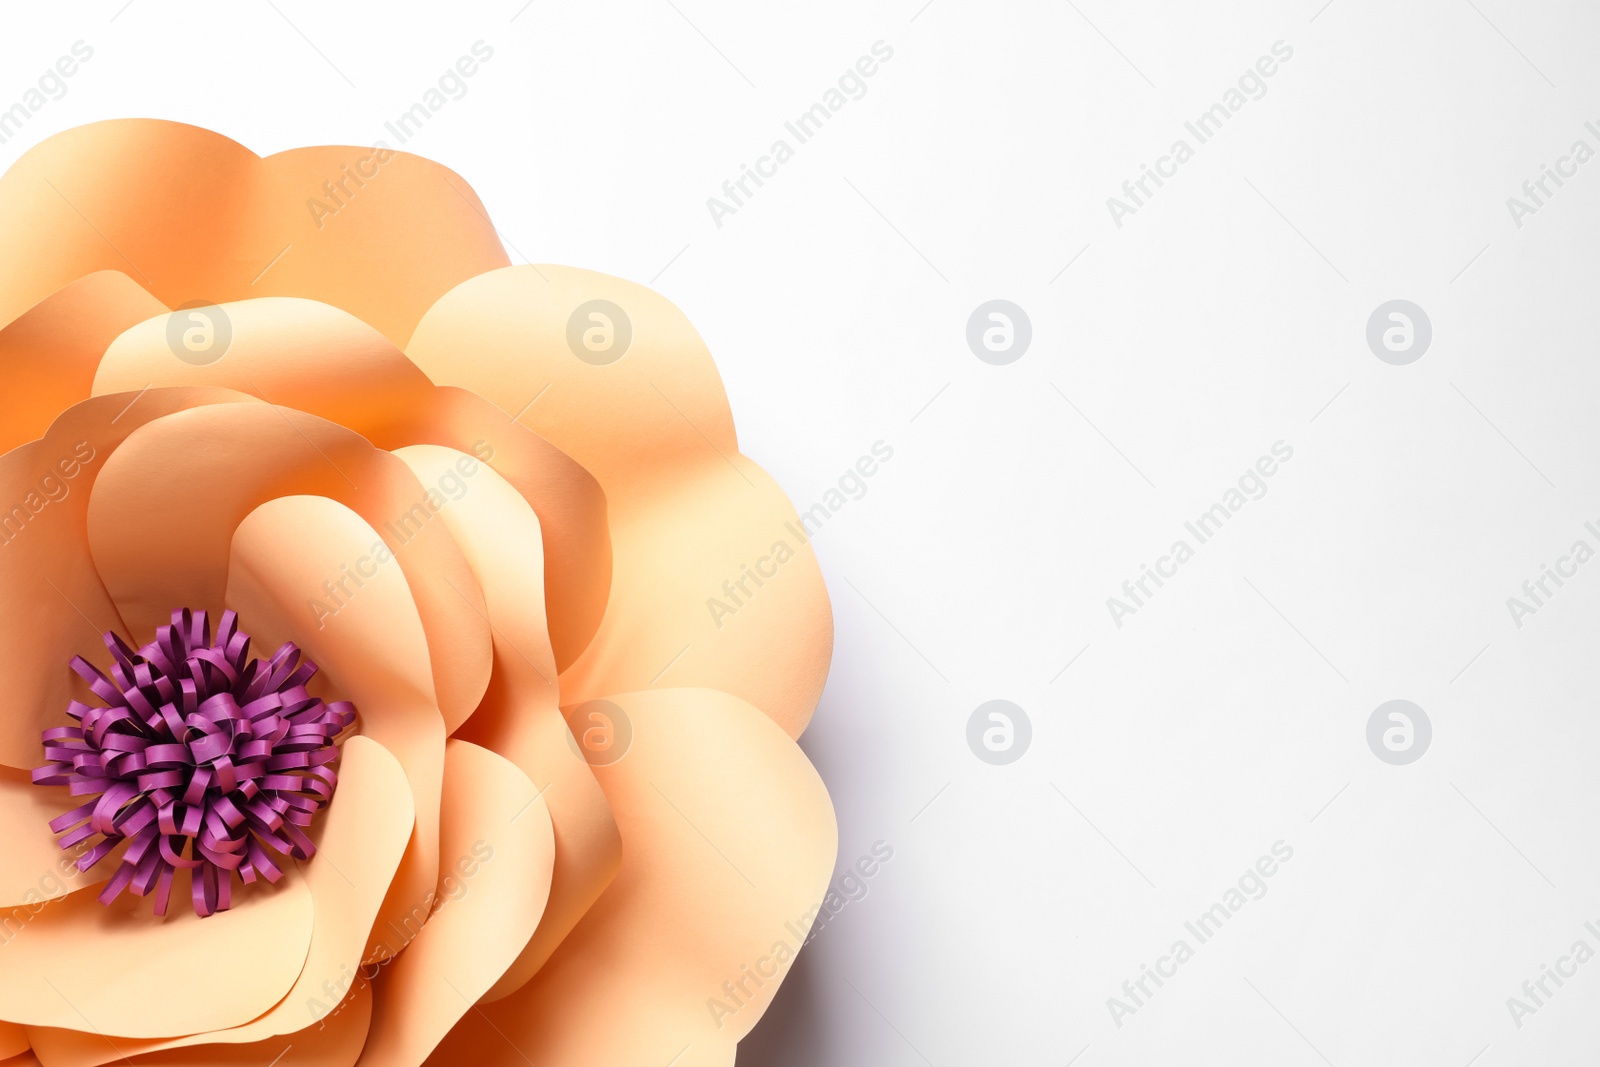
[32,609,357,917]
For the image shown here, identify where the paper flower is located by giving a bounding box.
[0,120,836,1067]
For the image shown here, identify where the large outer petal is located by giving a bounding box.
[424,687,837,1067]
[407,265,832,737]
[358,740,554,1067]
[560,456,832,736]
[0,120,508,345]
[408,267,737,501]
[394,445,619,1000]
[93,299,610,670]
[0,271,165,455]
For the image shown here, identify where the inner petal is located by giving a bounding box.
[83,401,490,732]
[225,494,448,964]
[0,859,312,1038]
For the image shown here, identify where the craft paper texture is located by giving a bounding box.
[0,120,836,1067]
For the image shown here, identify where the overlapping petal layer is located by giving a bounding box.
[0,271,165,455]
[26,735,412,1066]
[92,298,611,671]
[0,120,508,345]
[408,265,833,738]
[0,868,312,1037]
[0,386,258,770]
[86,401,494,729]
[225,495,448,961]
[0,120,836,1067]
[394,445,620,1000]
[425,687,837,1066]
[358,739,554,1066]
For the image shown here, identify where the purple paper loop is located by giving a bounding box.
[34,609,357,917]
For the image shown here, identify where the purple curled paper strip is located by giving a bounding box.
[31,609,357,918]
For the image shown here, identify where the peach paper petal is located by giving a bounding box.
[0,271,165,455]
[0,120,508,345]
[73,982,373,1067]
[0,873,312,1038]
[92,297,437,448]
[225,496,444,964]
[407,265,832,737]
[0,386,258,768]
[0,768,115,907]
[393,446,619,1000]
[406,264,736,505]
[424,687,837,1067]
[0,1023,23,1059]
[386,389,610,671]
[557,457,833,739]
[23,737,411,1067]
[358,740,554,1067]
[91,300,611,670]
[84,401,491,732]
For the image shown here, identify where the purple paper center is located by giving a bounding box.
[32,608,356,917]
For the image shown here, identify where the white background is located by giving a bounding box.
[7,1,1600,1064]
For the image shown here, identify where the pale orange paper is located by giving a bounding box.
[0,120,836,1067]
